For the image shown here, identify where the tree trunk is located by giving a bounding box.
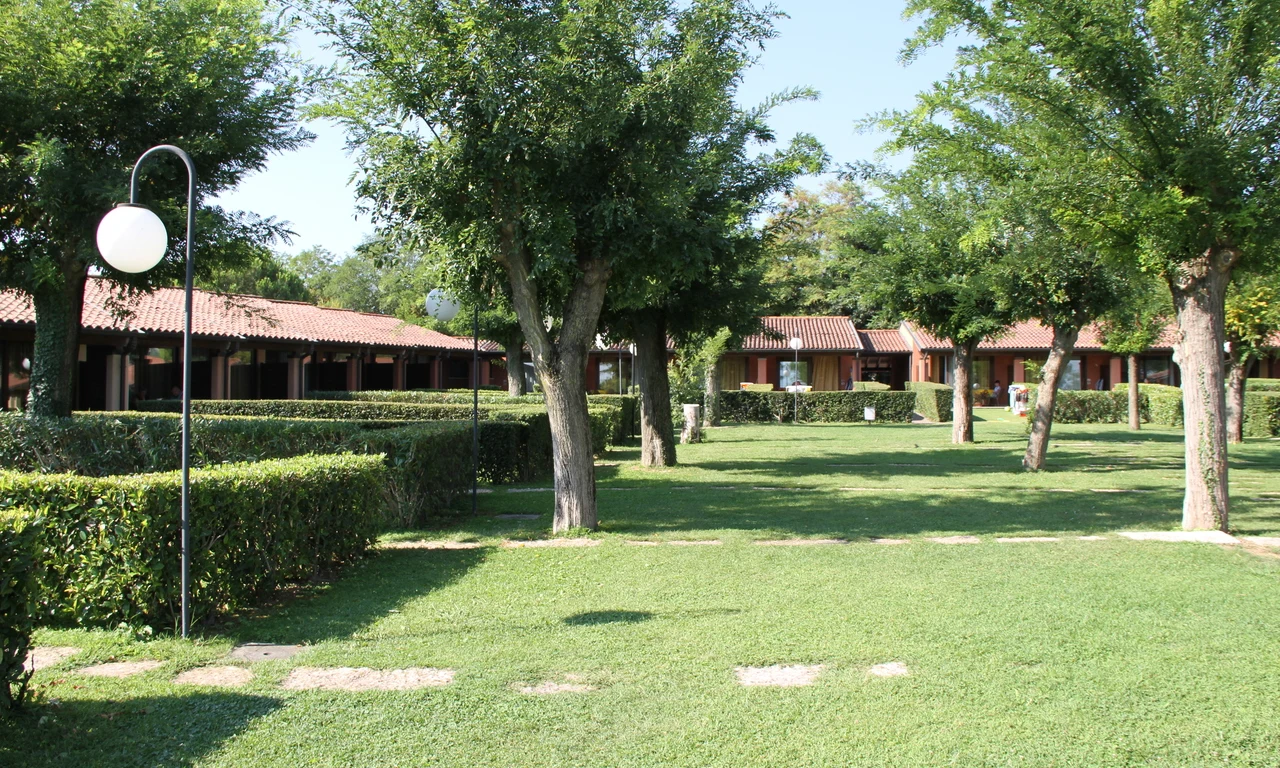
[1226,352,1246,444]
[951,339,977,444]
[506,329,525,397]
[1168,248,1235,532]
[702,360,720,428]
[1023,325,1079,471]
[635,310,676,467]
[1128,354,1141,430]
[28,266,87,418]
[496,222,608,532]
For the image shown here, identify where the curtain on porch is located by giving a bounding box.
[814,355,840,391]
[716,356,747,390]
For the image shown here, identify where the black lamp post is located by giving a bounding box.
[427,290,479,516]
[96,145,197,639]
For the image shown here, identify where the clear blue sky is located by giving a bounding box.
[211,2,959,258]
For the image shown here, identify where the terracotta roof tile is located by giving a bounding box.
[0,278,472,351]
[860,328,911,354]
[903,320,1179,353]
[741,317,862,352]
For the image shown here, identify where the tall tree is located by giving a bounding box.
[0,0,311,417]
[308,0,778,531]
[1224,273,1280,442]
[905,0,1280,529]
[857,170,1011,443]
[200,249,313,302]
[1098,277,1172,431]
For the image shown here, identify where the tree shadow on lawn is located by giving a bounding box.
[1,691,281,768]
[232,547,491,645]
[594,485,1191,538]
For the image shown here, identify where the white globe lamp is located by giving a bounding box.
[96,204,168,274]
[788,337,803,351]
[425,289,461,322]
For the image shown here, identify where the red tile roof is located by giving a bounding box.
[740,316,862,352]
[859,328,911,354]
[0,278,472,351]
[903,320,1179,353]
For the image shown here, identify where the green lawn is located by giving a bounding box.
[8,413,1280,767]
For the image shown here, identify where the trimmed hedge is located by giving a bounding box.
[906,382,953,422]
[1245,378,1280,391]
[0,454,386,630]
[852,381,891,392]
[1243,391,1280,438]
[1113,384,1184,427]
[718,390,916,423]
[0,414,473,526]
[1,511,39,711]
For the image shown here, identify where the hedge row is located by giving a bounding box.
[0,454,386,630]
[1246,378,1280,391]
[1,512,38,711]
[1242,391,1280,438]
[0,414,473,526]
[1112,384,1184,427]
[717,390,916,423]
[1023,385,1280,437]
[905,382,954,422]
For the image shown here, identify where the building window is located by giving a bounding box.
[229,350,257,399]
[1141,357,1172,385]
[597,358,632,394]
[133,347,179,400]
[779,360,810,389]
[1060,360,1083,390]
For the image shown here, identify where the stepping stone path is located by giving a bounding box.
[508,488,553,493]
[624,540,661,546]
[174,666,254,688]
[496,514,541,520]
[503,538,599,549]
[518,674,595,695]
[79,660,164,678]
[1092,489,1153,494]
[381,540,484,550]
[929,536,981,545]
[867,662,910,678]
[1244,537,1280,548]
[24,646,81,673]
[996,537,1059,543]
[734,664,825,687]
[229,643,303,662]
[871,538,910,545]
[282,667,454,691]
[1118,531,1238,544]
[668,540,722,546]
[1077,535,1108,541]
[755,539,846,546]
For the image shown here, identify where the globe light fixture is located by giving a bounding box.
[426,289,461,322]
[96,144,197,639]
[96,203,168,273]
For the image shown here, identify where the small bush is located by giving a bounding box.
[1245,378,1280,392]
[586,395,639,441]
[1243,391,1280,437]
[1043,390,1126,423]
[717,391,915,423]
[851,381,891,392]
[1,511,40,711]
[0,454,386,630]
[906,382,953,422]
[1114,384,1183,427]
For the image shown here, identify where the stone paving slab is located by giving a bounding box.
[502,538,600,549]
[996,537,1059,543]
[867,662,910,678]
[1244,536,1280,548]
[229,643,303,662]
[495,514,541,520]
[929,536,981,545]
[281,667,454,691]
[754,539,846,546]
[734,664,825,687]
[79,660,164,678]
[1077,535,1108,541]
[871,538,910,545]
[1118,531,1238,544]
[380,540,485,550]
[668,540,722,546]
[507,488,553,493]
[174,666,254,687]
[24,646,82,673]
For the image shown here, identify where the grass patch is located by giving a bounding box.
[7,413,1280,766]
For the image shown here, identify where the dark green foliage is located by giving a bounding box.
[309,390,544,405]
[1242,392,1280,438]
[0,414,473,525]
[1113,384,1185,428]
[0,455,384,630]
[905,382,953,422]
[851,381,891,392]
[1246,378,1280,391]
[0,511,39,711]
[717,391,915,424]
[586,396,639,442]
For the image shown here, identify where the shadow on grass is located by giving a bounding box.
[563,610,654,626]
[234,547,491,645]
[0,691,280,768]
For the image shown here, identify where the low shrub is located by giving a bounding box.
[309,390,545,405]
[851,381,891,392]
[1040,389,1126,424]
[0,454,386,630]
[586,395,639,441]
[906,382,953,422]
[1243,391,1280,438]
[1,511,39,711]
[1113,384,1183,427]
[1245,378,1280,392]
[717,390,915,424]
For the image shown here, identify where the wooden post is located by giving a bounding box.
[681,403,702,444]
